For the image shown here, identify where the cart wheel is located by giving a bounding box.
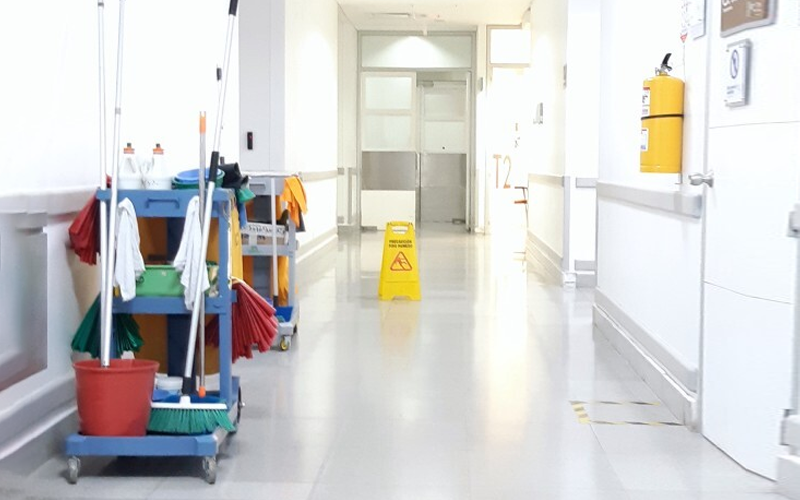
[202,456,217,484]
[280,337,291,351]
[236,386,244,425]
[67,456,80,485]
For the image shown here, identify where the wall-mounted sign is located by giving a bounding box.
[682,0,707,41]
[721,0,776,37]
[725,39,751,107]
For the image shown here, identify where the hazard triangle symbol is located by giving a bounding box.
[390,252,413,272]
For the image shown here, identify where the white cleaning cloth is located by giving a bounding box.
[174,195,210,310]
[114,198,146,302]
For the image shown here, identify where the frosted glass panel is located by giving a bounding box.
[423,121,466,153]
[424,92,465,119]
[490,28,531,65]
[362,35,473,69]
[363,115,414,151]
[364,76,414,111]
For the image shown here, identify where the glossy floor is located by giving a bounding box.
[7,227,785,499]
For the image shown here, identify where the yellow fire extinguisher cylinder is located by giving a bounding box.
[641,71,684,174]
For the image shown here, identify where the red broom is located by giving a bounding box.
[207,279,279,362]
[68,195,101,265]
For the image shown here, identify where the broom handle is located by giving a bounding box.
[183,0,238,389]
[101,0,126,368]
[97,0,109,366]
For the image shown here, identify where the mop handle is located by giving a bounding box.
[271,177,279,306]
[97,0,109,367]
[183,160,218,384]
[183,0,238,387]
[101,0,126,368]
[198,112,207,393]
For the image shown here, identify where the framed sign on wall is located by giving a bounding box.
[721,0,777,37]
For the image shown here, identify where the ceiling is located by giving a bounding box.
[338,0,531,31]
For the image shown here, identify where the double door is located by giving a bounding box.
[360,72,469,229]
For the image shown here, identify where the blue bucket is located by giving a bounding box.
[275,306,293,323]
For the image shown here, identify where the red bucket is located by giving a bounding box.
[73,359,159,436]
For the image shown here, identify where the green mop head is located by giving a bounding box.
[71,295,143,358]
[148,395,235,435]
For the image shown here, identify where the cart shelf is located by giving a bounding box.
[112,295,236,315]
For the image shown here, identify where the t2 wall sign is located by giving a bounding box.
[721,0,777,37]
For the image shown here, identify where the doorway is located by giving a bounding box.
[360,71,471,230]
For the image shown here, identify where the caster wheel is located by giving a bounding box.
[280,337,291,351]
[67,456,80,485]
[236,386,244,425]
[202,456,217,484]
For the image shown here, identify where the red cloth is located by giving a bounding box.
[207,279,278,362]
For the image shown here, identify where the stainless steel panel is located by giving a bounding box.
[421,187,466,223]
[361,152,417,191]
[420,154,467,223]
[420,154,467,188]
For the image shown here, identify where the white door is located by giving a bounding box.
[419,81,469,224]
[360,72,418,229]
[700,10,800,479]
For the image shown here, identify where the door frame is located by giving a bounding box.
[356,31,477,231]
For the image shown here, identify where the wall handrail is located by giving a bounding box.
[597,181,703,219]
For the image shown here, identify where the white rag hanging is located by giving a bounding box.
[174,195,210,310]
[114,198,146,302]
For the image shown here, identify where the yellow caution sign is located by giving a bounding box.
[379,221,421,301]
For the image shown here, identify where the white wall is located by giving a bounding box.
[285,0,339,246]
[526,0,567,259]
[119,0,239,174]
[563,0,600,267]
[596,0,702,382]
[564,0,600,181]
[0,0,236,458]
[240,0,285,172]
[529,0,567,179]
[337,9,358,226]
[475,26,488,232]
[525,0,599,278]
[598,0,684,186]
[240,0,339,246]
[1,1,98,194]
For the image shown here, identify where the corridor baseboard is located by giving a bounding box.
[576,271,597,288]
[296,228,338,289]
[593,291,699,430]
[526,231,576,287]
[779,455,800,499]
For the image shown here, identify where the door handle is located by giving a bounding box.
[688,171,714,188]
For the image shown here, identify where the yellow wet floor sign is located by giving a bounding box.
[379,221,421,300]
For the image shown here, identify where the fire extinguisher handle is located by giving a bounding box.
[662,53,673,71]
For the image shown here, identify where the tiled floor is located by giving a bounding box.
[5,226,785,498]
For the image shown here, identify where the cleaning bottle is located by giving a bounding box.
[144,143,172,190]
[118,143,142,189]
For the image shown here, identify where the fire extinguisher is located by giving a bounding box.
[641,53,684,174]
